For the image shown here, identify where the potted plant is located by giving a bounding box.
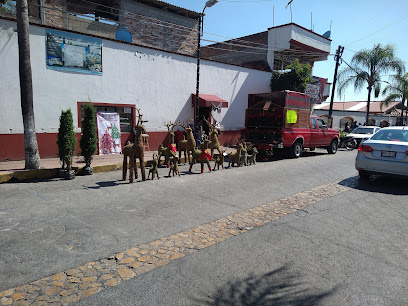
[79,103,97,175]
[57,109,77,180]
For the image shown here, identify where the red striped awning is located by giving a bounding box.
[192,94,229,108]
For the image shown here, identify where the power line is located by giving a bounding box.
[346,10,408,46]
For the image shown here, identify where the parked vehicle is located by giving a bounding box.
[242,91,340,159]
[348,126,381,147]
[355,127,408,179]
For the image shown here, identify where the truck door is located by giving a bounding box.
[316,117,330,145]
[309,118,320,147]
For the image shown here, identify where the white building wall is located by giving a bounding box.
[0,18,271,134]
[312,110,399,129]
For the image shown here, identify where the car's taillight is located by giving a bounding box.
[406,150,408,155]
[358,145,373,152]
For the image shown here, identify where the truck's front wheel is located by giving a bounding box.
[289,141,303,158]
[327,139,338,154]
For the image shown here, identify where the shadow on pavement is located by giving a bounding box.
[191,265,338,306]
[87,180,124,189]
[338,176,408,196]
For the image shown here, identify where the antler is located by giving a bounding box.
[203,116,216,129]
[165,121,176,132]
[136,108,148,125]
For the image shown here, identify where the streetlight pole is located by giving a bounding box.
[195,0,218,144]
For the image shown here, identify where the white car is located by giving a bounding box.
[348,126,381,147]
[355,127,408,179]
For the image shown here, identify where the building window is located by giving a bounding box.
[78,103,135,133]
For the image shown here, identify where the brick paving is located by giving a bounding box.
[0,179,352,305]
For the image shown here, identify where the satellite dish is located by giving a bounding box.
[115,27,132,43]
[322,31,331,39]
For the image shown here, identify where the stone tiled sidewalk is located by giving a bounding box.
[0,179,352,305]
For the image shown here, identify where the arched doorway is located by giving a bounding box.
[368,118,376,126]
[340,116,354,131]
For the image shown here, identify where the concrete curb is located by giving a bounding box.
[0,158,189,183]
[0,163,124,184]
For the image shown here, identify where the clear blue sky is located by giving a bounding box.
[164,0,408,103]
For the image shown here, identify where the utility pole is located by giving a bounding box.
[328,45,344,128]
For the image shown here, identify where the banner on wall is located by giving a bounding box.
[46,29,102,75]
[97,112,122,155]
[305,76,327,104]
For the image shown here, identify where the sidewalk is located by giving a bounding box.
[0,147,235,183]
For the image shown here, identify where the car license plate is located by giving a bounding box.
[381,151,396,158]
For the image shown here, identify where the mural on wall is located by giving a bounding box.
[97,112,122,155]
[46,29,102,75]
[306,76,327,104]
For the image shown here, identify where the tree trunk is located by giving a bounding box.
[365,86,372,125]
[16,0,41,169]
[400,96,405,126]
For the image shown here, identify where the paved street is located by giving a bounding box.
[1,149,407,305]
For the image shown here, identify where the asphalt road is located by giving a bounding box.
[1,148,407,305]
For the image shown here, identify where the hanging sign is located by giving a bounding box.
[286,110,298,124]
[97,112,122,155]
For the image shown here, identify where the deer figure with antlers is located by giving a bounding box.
[177,119,196,164]
[203,117,222,158]
[122,109,147,183]
[228,141,243,168]
[157,121,177,167]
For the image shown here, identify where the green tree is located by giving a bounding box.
[0,0,12,13]
[338,44,404,125]
[57,109,77,178]
[79,104,97,169]
[16,0,41,169]
[270,58,312,92]
[381,72,408,126]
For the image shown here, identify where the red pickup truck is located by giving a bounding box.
[242,91,339,158]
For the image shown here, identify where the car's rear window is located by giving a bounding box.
[352,127,374,134]
[370,130,408,142]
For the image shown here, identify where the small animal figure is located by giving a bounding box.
[157,144,176,167]
[189,149,212,173]
[147,153,160,180]
[168,156,180,177]
[213,150,226,170]
[228,143,243,167]
[247,147,258,165]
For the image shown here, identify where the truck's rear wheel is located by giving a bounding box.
[289,141,303,158]
[327,139,338,154]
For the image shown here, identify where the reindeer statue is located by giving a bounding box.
[189,148,212,173]
[247,147,258,165]
[165,121,177,146]
[157,121,177,167]
[168,156,180,177]
[177,119,196,164]
[203,117,222,158]
[213,149,226,170]
[147,153,160,180]
[122,109,147,183]
[228,142,243,167]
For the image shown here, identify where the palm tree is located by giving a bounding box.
[337,44,404,125]
[381,72,408,126]
[16,0,41,169]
